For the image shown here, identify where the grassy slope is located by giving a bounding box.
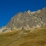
[0,27,46,46]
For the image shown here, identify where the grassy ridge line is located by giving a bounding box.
[0,27,46,46]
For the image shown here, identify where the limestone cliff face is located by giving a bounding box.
[6,7,46,30]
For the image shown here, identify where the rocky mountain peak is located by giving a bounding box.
[6,7,46,30]
[0,7,46,33]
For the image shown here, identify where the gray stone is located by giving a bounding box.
[6,7,46,30]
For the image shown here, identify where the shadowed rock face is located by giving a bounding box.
[6,7,46,30]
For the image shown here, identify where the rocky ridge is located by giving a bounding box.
[6,7,46,30]
[0,7,46,33]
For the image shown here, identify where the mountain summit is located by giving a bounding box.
[6,7,46,30]
[0,7,46,33]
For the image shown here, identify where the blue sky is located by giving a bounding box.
[0,0,46,27]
